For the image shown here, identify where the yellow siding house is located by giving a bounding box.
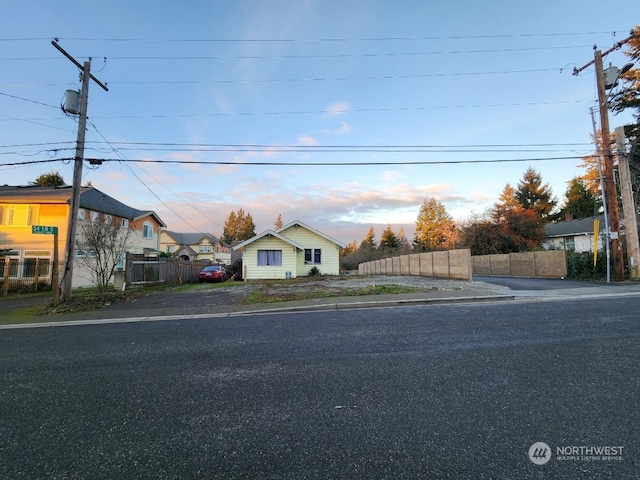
[233,220,346,280]
[0,185,166,288]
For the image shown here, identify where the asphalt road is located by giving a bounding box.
[1,297,638,479]
[474,275,604,290]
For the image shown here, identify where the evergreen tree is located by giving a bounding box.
[514,167,557,220]
[561,177,600,219]
[222,209,256,244]
[30,171,65,187]
[397,227,411,254]
[360,226,377,250]
[378,224,399,254]
[413,198,460,251]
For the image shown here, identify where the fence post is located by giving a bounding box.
[34,258,40,291]
[3,258,10,297]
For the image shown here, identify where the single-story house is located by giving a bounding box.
[233,220,346,280]
[543,215,605,252]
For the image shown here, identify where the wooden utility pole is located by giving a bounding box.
[573,32,637,281]
[594,50,625,282]
[616,126,640,279]
[52,41,108,302]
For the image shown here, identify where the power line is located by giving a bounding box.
[0,31,620,42]
[87,120,225,233]
[0,100,592,124]
[1,155,586,168]
[0,46,595,62]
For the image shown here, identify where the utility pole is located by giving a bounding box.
[52,40,108,302]
[616,126,640,279]
[590,107,611,282]
[594,50,624,282]
[574,32,636,281]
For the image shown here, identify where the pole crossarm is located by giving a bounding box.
[51,40,109,92]
[573,31,638,76]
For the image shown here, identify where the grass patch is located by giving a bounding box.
[237,283,422,305]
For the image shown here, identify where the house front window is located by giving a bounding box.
[564,236,575,251]
[199,245,212,253]
[305,248,322,264]
[143,222,153,239]
[257,250,282,266]
[167,245,175,254]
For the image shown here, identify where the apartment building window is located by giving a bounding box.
[22,251,51,278]
[142,222,153,239]
[0,250,20,278]
[0,205,33,226]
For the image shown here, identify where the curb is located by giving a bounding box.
[0,294,514,329]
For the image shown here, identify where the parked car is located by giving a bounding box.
[198,265,228,283]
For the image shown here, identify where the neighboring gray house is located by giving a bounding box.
[543,215,605,252]
[160,231,231,264]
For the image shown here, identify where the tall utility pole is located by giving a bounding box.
[616,126,640,279]
[574,32,636,282]
[52,40,108,302]
[594,50,624,282]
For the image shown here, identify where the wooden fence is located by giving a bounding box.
[122,255,206,287]
[359,249,473,280]
[1,258,55,297]
[358,249,568,280]
[471,250,567,278]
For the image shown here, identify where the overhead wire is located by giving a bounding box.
[0,30,621,42]
[1,155,587,168]
[87,120,225,233]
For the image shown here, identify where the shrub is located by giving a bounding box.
[308,266,321,276]
[566,251,607,280]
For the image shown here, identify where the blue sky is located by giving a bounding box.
[1,1,638,245]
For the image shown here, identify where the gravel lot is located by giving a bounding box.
[223,274,511,300]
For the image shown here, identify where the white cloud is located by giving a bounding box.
[323,121,351,135]
[324,102,350,118]
[297,135,318,146]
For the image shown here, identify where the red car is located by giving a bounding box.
[198,265,228,283]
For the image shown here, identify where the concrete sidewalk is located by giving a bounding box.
[3,279,640,328]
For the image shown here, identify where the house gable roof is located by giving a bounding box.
[276,220,346,248]
[0,185,166,227]
[544,215,604,238]
[163,231,219,245]
[232,230,305,251]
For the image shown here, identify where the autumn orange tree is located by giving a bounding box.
[608,26,640,207]
[462,184,545,255]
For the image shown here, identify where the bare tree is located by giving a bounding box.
[76,216,132,294]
